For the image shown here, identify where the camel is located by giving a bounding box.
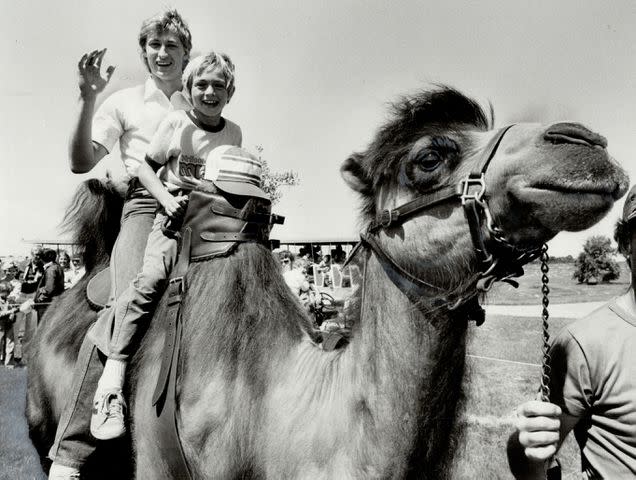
[27,86,628,479]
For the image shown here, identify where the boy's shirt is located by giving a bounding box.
[548,296,636,478]
[146,110,242,193]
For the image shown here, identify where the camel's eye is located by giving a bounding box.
[401,136,459,190]
[415,151,442,171]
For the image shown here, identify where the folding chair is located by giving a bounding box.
[312,265,325,287]
[331,265,342,288]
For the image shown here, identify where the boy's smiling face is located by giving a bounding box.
[144,32,186,83]
[191,66,231,126]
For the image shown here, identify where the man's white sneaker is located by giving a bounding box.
[90,389,127,440]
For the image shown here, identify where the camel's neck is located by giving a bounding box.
[342,251,468,477]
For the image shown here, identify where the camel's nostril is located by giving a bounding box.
[544,122,608,148]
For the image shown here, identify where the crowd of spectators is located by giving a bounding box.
[275,247,354,331]
[0,247,85,368]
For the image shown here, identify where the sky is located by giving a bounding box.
[2,0,636,258]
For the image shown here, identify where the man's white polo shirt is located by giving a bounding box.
[92,77,191,178]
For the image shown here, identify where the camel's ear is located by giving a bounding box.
[341,153,371,194]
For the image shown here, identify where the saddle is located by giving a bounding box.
[151,180,284,479]
[86,267,111,310]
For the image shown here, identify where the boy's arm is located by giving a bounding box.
[137,160,185,218]
[507,400,579,480]
[69,49,115,174]
[141,116,188,218]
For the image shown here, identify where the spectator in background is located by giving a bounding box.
[9,250,42,365]
[318,254,332,287]
[32,249,65,319]
[21,247,44,295]
[59,251,71,277]
[0,281,18,367]
[65,255,86,289]
[1,262,26,366]
[2,262,22,296]
[278,251,321,314]
[279,250,294,274]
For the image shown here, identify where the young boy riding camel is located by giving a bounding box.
[90,51,243,441]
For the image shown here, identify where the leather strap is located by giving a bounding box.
[210,201,284,225]
[361,232,445,296]
[369,184,458,232]
[463,199,493,268]
[200,232,263,242]
[471,124,515,175]
[361,232,485,314]
[151,227,193,480]
[153,227,192,406]
[153,314,192,479]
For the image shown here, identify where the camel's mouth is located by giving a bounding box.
[506,179,621,233]
[524,181,620,199]
[512,180,619,210]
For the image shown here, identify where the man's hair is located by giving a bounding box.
[138,9,192,71]
[181,51,236,103]
[42,249,57,263]
[614,218,633,265]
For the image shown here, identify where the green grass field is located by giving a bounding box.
[485,260,630,305]
[0,260,627,478]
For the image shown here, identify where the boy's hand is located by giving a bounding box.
[78,49,115,99]
[161,195,189,219]
[515,400,562,462]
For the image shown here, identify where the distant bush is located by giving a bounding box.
[573,236,620,284]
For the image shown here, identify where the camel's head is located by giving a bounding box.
[341,87,629,289]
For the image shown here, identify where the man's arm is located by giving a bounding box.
[69,49,115,173]
[507,400,579,480]
[37,268,55,302]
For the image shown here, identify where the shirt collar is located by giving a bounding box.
[609,292,636,327]
[143,77,190,108]
[44,261,53,269]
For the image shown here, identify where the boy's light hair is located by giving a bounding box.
[138,9,192,72]
[181,51,236,103]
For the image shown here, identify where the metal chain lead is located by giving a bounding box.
[539,244,551,402]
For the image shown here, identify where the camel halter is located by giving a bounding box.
[347,125,544,315]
